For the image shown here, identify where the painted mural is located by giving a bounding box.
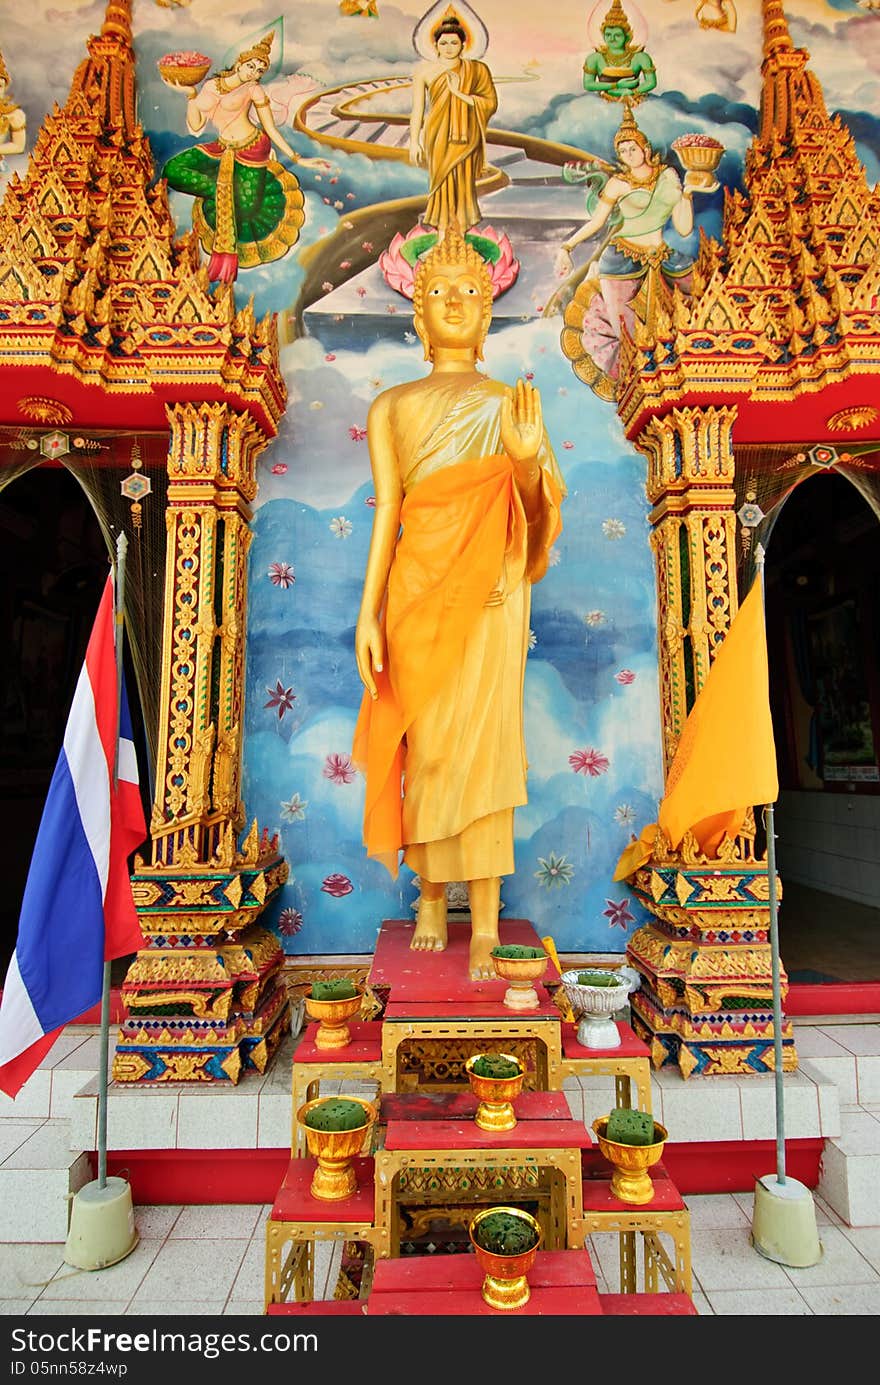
[3,0,879,961]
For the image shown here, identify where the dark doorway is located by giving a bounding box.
[764,470,880,984]
[0,465,148,979]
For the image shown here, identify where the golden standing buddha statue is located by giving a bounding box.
[352,227,566,979]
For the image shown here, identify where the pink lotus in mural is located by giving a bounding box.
[569,747,610,777]
[268,561,295,589]
[615,669,636,685]
[278,907,304,937]
[265,681,296,720]
[379,224,519,300]
[322,873,354,897]
[603,898,635,930]
[323,752,357,784]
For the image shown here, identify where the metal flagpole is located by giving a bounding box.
[63,533,138,1269]
[750,544,821,1266]
[755,546,786,1185]
[96,532,128,1191]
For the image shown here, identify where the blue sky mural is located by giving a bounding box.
[4,0,878,956]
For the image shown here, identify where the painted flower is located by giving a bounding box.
[534,852,575,888]
[547,546,561,567]
[265,680,296,720]
[385,303,398,314]
[324,353,336,362]
[356,286,367,298]
[322,873,354,897]
[365,495,376,507]
[615,669,636,685]
[349,425,367,442]
[346,193,356,200]
[569,747,610,777]
[602,518,626,540]
[280,793,308,823]
[330,516,353,538]
[404,332,417,344]
[334,200,344,210]
[271,462,288,476]
[614,803,637,827]
[562,440,574,450]
[339,260,352,270]
[310,400,324,411]
[278,907,304,937]
[324,752,357,785]
[584,610,606,627]
[528,629,537,651]
[268,561,295,589]
[321,280,333,292]
[378,224,519,301]
[361,240,374,252]
[603,898,635,930]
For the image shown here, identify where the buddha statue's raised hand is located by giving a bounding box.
[500,378,543,466]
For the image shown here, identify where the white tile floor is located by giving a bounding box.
[2,1188,879,1316]
[3,1017,880,1315]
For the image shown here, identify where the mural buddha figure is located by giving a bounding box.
[582,0,657,103]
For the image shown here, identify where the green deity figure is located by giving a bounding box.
[582,0,657,104]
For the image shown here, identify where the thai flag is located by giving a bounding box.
[0,573,146,1099]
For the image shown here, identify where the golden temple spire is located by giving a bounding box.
[69,0,136,133]
[761,0,794,57]
[758,0,826,142]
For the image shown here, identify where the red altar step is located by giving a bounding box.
[293,1020,382,1065]
[380,1089,572,1122]
[367,1249,603,1315]
[369,918,560,1004]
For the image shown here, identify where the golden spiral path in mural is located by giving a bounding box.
[286,76,612,340]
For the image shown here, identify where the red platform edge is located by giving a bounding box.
[97,1135,824,1205]
[786,980,880,1016]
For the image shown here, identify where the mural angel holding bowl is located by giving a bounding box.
[552,107,723,400]
[158,31,331,284]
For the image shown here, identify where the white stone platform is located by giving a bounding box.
[4,1010,879,1242]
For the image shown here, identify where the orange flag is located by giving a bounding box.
[657,576,779,855]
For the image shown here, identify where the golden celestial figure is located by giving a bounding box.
[352,227,566,980]
[0,50,26,159]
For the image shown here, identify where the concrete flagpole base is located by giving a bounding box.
[64,1176,139,1271]
[750,1173,823,1268]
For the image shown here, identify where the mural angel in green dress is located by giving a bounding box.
[159,31,330,284]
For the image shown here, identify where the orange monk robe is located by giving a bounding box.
[352,383,564,881]
[424,58,497,233]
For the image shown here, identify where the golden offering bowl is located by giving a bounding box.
[592,1116,669,1205]
[157,60,211,87]
[469,1206,543,1311]
[491,952,548,1011]
[296,1096,377,1200]
[303,988,364,1050]
[465,1053,525,1132]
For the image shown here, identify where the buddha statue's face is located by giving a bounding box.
[420,261,486,354]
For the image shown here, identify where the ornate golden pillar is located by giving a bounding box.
[624,406,796,1078]
[113,403,290,1084]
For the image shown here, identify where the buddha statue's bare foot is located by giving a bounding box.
[467,876,501,980]
[411,894,448,953]
[469,928,499,980]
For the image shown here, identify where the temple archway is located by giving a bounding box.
[0,462,152,976]
[763,471,880,984]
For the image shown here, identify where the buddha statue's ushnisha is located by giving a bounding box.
[352,227,566,979]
